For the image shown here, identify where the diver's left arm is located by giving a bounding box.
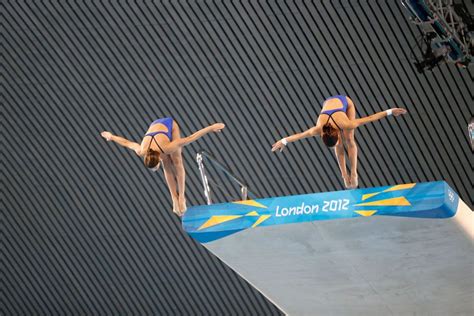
[342,108,407,129]
[162,123,225,154]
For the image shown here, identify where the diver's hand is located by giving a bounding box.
[101,131,113,141]
[272,139,287,152]
[210,123,225,133]
[391,108,407,116]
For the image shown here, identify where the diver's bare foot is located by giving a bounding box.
[350,174,358,189]
[178,196,187,214]
[172,197,179,213]
[343,175,351,189]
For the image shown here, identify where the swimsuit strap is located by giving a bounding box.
[146,135,166,154]
[326,113,343,131]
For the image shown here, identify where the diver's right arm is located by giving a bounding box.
[272,126,321,152]
[101,131,143,156]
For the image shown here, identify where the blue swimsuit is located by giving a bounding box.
[320,95,348,116]
[145,117,173,153]
[145,117,173,139]
[320,95,348,130]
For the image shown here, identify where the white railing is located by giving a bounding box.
[196,151,256,205]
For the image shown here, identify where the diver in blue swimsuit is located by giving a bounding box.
[101,118,225,216]
[272,96,407,189]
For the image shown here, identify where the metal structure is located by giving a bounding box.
[196,153,213,205]
[469,117,474,151]
[402,0,474,67]
[196,151,255,205]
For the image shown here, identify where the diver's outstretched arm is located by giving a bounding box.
[101,131,143,156]
[272,126,321,152]
[163,123,225,154]
[342,108,407,130]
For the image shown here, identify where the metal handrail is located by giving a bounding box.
[196,151,256,204]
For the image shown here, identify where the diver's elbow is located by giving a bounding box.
[308,127,319,136]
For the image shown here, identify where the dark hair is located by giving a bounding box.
[144,149,160,169]
[321,124,339,147]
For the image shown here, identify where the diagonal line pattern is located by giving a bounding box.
[2,1,471,315]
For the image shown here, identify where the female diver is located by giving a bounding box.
[272,95,407,189]
[101,118,225,216]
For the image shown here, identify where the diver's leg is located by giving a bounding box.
[345,99,358,188]
[161,155,179,214]
[345,130,358,188]
[335,135,350,188]
[171,121,186,214]
[172,150,186,214]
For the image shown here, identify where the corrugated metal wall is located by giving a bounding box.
[2,0,472,315]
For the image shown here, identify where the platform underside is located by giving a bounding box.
[204,202,474,315]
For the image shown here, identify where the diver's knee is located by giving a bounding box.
[172,156,184,169]
[161,155,172,165]
[345,138,356,148]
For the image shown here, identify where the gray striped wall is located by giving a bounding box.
[2,0,473,315]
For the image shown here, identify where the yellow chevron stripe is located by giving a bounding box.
[233,200,267,208]
[355,210,377,217]
[362,192,381,201]
[252,215,271,228]
[246,211,259,216]
[355,196,411,207]
[198,215,242,230]
[361,184,415,201]
[384,183,416,192]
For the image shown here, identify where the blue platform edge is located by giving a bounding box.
[182,181,460,243]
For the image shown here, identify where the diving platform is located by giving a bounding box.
[183,182,474,315]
